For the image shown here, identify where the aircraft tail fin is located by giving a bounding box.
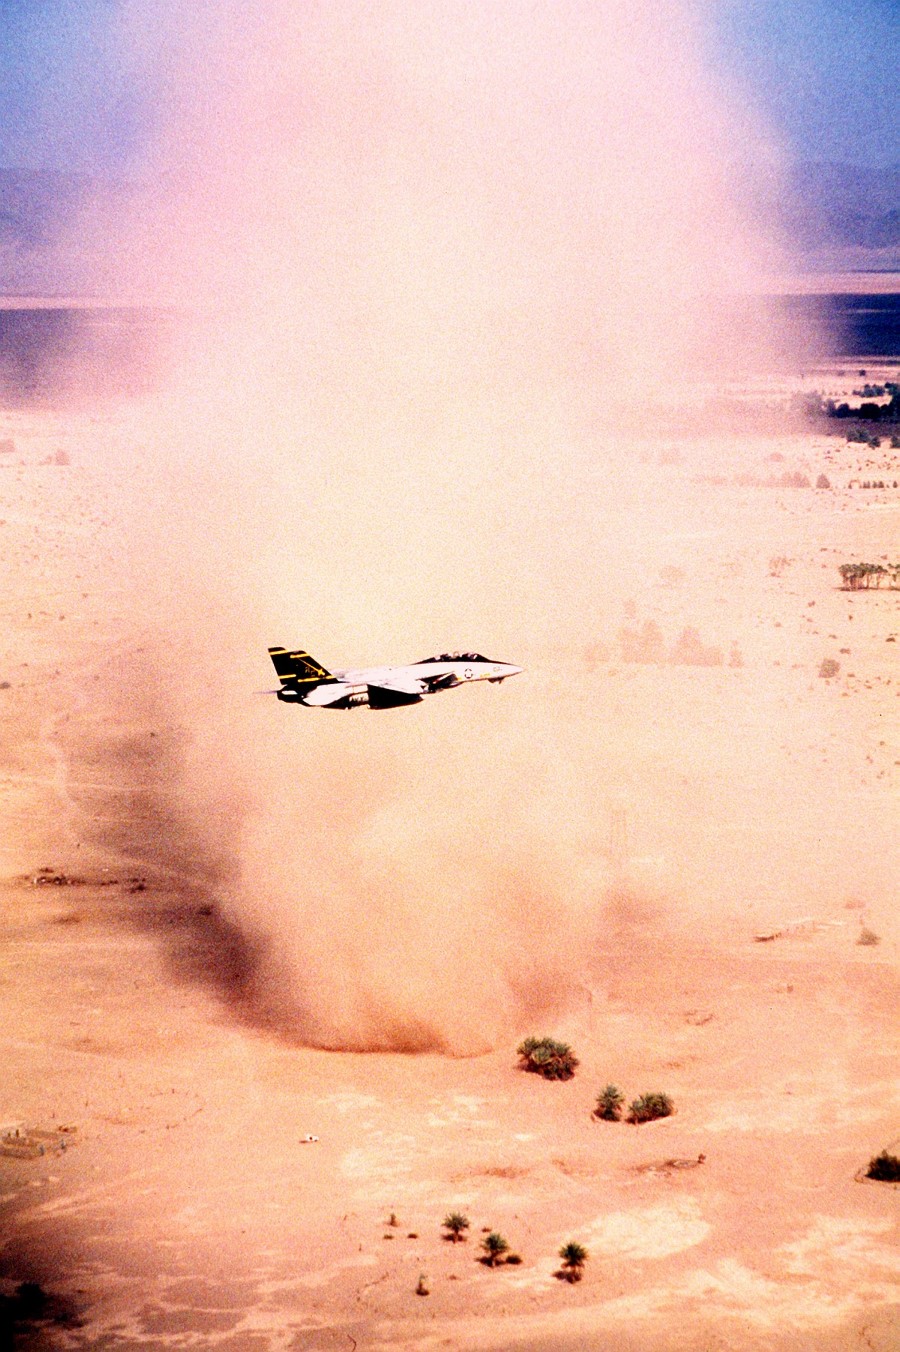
[268,646,335,687]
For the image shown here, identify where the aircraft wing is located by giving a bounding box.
[368,674,426,696]
[302,673,426,708]
[303,682,360,707]
[365,673,426,708]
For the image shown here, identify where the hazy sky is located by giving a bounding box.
[0,0,896,174]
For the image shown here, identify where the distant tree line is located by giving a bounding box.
[839,562,900,590]
[794,383,900,425]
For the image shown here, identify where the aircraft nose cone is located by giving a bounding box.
[504,664,524,677]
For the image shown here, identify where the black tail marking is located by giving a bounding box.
[267,646,335,687]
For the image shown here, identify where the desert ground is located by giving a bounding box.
[1,370,898,1350]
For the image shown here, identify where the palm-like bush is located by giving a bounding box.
[558,1241,588,1282]
[442,1212,470,1242]
[594,1084,625,1121]
[516,1037,579,1081]
[481,1232,510,1266]
[627,1092,673,1124]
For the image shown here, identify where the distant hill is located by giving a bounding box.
[788,161,900,259]
[0,168,111,296]
[0,168,97,248]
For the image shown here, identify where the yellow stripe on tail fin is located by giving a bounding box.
[267,647,335,686]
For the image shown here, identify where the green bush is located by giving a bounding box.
[558,1241,588,1282]
[481,1232,510,1266]
[627,1092,674,1124]
[866,1152,900,1182]
[516,1037,579,1081]
[594,1084,625,1121]
[442,1212,470,1242]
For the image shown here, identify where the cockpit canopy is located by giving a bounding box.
[415,651,493,664]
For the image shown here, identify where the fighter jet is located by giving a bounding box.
[265,646,523,709]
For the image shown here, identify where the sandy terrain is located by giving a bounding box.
[1,380,898,1350]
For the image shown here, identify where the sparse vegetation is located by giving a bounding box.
[627,1092,674,1124]
[516,1036,579,1081]
[415,1272,429,1296]
[815,473,831,489]
[619,619,665,664]
[669,626,723,666]
[505,1252,522,1265]
[594,1084,625,1121]
[866,1152,900,1182]
[734,470,810,488]
[558,1241,589,1282]
[846,427,883,445]
[442,1212,470,1242]
[481,1232,510,1266]
[618,621,725,666]
[818,658,841,679]
[857,927,880,947]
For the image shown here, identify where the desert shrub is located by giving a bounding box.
[619,619,665,664]
[669,627,722,666]
[505,1253,523,1265]
[481,1232,510,1266]
[415,1272,429,1296]
[866,1152,900,1182]
[443,1212,470,1242]
[815,474,831,489]
[558,1241,589,1282]
[594,1084,625,1121]
[857,927,880,946]
[818,658,840,679]
[517,1037,579,1081]
[627,1092,674,1124]
[14,1283,47,1318]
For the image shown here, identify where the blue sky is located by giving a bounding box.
[713,0,898,168]
[0,1,896,174]
[0,0,143,173]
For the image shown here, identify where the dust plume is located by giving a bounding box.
[81,1,809,1053]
